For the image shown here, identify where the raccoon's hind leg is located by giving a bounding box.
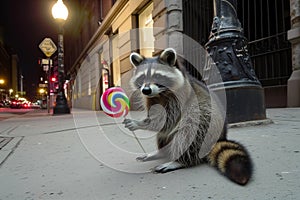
[154,161,184,173]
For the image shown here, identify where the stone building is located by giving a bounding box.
[63,0,299,112]
[0,28,19,100]
[288,0,300,107]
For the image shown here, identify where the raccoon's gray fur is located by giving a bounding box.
[123,48,253,185]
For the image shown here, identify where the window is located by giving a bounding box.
[138,3,154,57]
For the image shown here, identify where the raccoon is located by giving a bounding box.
[123,48,253,185]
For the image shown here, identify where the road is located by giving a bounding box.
[0,108,33,121]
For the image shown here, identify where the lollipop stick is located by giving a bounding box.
[130,130,146,154]
[124,117,146,153]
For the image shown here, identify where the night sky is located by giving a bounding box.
[0,0,63,100]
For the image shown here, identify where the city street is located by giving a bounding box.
[0,108,300,200]
[1,0,299,199]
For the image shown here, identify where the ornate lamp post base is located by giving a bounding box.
[209,81,265,123]
[53,94,70,114]
[205,0,266,123]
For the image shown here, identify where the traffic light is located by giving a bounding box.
[50,76,58,94]
[51,77,57,82]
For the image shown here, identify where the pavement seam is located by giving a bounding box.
[20,124,106,135]
[0,123,119,138]
[0,137,13,150]
[4,125,20,135]
[0,136,24,167]
[24,123,121,135]
[0,126,15,135]
[228,118,273,128]
[0,125,20,136]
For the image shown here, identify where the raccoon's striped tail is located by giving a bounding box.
[207,140,253,185]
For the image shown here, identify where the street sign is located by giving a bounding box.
[42,59,53,65]
[39,84,47,88]
[43,65,49,72]
[39,38,57,57]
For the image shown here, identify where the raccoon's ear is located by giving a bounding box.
[159,48,177,66]
[130,52,144,68]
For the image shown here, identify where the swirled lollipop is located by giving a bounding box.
[100,87,130,118]
[100,87,146,153]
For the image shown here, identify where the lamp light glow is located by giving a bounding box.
[52,0,68,20]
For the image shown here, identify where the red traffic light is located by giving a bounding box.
[51,77,57,82]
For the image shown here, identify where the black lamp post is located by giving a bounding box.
[205,0,266,123]
[52,0,70,114]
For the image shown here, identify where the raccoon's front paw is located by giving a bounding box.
[123,118,139,131]
[154,161,184,173]
[136,154,149,162]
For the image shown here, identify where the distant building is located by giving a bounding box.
[0,27,19,100]
[64,0,299,110]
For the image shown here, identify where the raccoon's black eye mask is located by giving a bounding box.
[134,74,145,88]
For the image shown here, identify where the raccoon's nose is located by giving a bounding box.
[142,87,152,95]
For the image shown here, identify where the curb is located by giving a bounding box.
[228,118,274,128]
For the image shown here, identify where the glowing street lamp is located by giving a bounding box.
[9,89,13,97]
[52,0,68,21]
[52,0,70,114]
[0,79,5,85]
[39,88,46,94]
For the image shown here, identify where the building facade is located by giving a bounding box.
[64,0,298,111]
[0,40,11,100]
[0,29,19,100]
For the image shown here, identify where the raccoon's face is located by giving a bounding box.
[129,48,185,98]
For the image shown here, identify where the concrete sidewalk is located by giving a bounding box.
[0,108,299,200]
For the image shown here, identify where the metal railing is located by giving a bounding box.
[182,0,292,87]
[237,0,292,87]
[248,32,292,86]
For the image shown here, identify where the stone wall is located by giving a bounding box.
[287,0,300,107]
[72,52,100,110]
[153,0,183,54]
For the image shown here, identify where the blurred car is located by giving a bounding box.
[21,102,31,109]
[0,100,10,107]
[10,100,22,109]
[40,99,47,109]
[36,99,47,109]
[30,102,41,109]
